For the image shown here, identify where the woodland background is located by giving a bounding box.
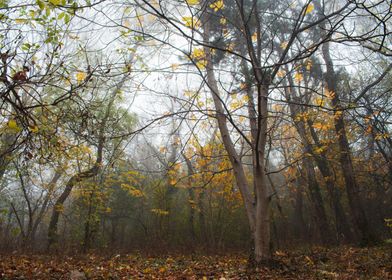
[0,0,391,277]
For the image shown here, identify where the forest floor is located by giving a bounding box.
[0,244,391,279]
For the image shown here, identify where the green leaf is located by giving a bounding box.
[36,0,45,10]
[64,13,70,24]
[58,12,65,20]
[48,0,61,5]
[45,6,51,17]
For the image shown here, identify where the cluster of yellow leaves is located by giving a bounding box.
[168,162,182,185]
[209,0,224,11]
[76,71,86,83]
[312,122,332,131]
[229,94,249,110]
[315,97,325,107]
[295,112,310,122]
[294,71,303,83]
[121,183,144,197]
[182,16,201,28]
[192,48,205,59]
[226,42,235,51]
[375,133,390,140]
[190,48,207,69]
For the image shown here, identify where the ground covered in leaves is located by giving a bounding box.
[0,245,391,279]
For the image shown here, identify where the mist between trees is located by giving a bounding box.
[0,0,391,265]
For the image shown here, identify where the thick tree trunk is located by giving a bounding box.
[253,166,271,262]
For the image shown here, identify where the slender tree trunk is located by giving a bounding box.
[283,68,351,243]
[201,2,272,263]
[313,0,375,245]
[283,86,333,244]
[183,153,196,242]
[321,41,376,244]
[293,177,307,242]
[307,122,354,242]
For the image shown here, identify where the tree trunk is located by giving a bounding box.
[293,177,307,242]
[283,84,333,244]
[321,41,375,244]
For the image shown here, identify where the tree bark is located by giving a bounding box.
[320,36,375,245]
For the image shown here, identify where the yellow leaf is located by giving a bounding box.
[334,110,342,119]
[182,16,200,28]
[305,3,314,15]
[220,17,227,24]
[325,89,335,99]
[15,18,28,24]
[313,146,326,154]
[251,32,257,42]
[29,125,39,133]
[209,0,224,12]
[76,71,86,82]
[169,178,177,185]
[242,95,249,103]
[186,0,199,5]
[294,72,303,83]
[7,119,18,130]
[280,41,288,49]
[227,42,235,51]
[171,63,179,71]
[277,70,286,78]
[305,255,314,266]
[184,90,195,97]
[315,97,325,107]
[196,59,207,69]
[305,59,312,71]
